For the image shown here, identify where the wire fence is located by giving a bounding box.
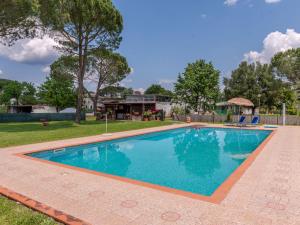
[0,113,86,122]
[174,114,300,126]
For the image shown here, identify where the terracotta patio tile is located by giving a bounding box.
[0,124,299,224]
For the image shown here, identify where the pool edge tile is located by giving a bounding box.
[0,185,91,225]
[14,125,276,205]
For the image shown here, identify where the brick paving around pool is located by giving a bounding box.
[0,123,299,225]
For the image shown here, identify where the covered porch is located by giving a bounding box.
[216,97,254,115]
[104,103,156,120]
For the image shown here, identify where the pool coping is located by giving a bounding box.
[14,124,276,205]
[0,185,90,225]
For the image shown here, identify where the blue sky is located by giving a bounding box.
[1,0,300,91]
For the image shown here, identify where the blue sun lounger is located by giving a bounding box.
[247,116,259,126]
[236,115,246,126]
[225,115,246,126]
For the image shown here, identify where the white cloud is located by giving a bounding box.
[0,69,10,80]
[123,78,133,83]
[0,36,59,65]
[158,79,175,85]
[130,67,134,74]
[42,66,51,73]
[158,79,175,90]
[224,0,280,7]
[224,0,238,6]
[120,78,133,87]
[244,29,300,63]
[265,0,281,3]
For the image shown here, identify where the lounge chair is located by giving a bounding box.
[247,116,259,126]
[225,116,246,126]
[236,116,246,126]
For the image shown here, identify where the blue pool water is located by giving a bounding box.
[29,127,271,196]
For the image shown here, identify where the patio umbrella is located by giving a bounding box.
[227,98,254,107]
[227,98,254,120]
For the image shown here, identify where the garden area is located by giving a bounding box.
[0,117,180,148]
[0,118,180,224]
[0,196,58,225]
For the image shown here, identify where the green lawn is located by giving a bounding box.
[0,118,180,223]
[0,117,180,148]
[0,196,59,225]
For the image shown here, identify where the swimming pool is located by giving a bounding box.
[28,127,272,198]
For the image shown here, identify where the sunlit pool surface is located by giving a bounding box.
[28,127,271,196]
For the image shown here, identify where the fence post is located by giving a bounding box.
[282,103,286,126]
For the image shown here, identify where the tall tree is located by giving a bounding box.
[49,55,78,81]
[20,82,37,105]
[271,49,300,113]
[0,79,14,91]
[39,0,123,122]
[224,62,262,107]
[87,49,130,114]
[174,60,220,113]
[271,48,300,84]
[0,0,39,45]
[38,75,76,112]
[144,84,173,96]
[224,61,296,113]
[1,0,123,123]
[0,81,23,105]
[99,85,133,97]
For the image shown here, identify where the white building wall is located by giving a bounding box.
[156,102,172,117]
[32,106,57,113]
[83,97,94,110]
[241,107,253,115]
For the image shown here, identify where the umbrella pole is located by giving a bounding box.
[102,113,112,136]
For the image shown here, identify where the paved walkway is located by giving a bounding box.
[0,124,299,225]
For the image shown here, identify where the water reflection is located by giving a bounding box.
[222,129,267,162]
[173,128,221,178]
[222,129,262,153]
[31,127,271,196]
[49,143,131,176]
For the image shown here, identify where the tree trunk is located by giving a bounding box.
[75,36,88,124]
[93,72,104,115]
[76,77,83,123]
[93,93,98,115]
[75,37,83,124]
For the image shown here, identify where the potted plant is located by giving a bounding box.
[143,111,151,121]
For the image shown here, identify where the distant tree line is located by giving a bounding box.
[223,48,300,114]
[0,80,37,106]
[1,0,128,123]
[144,84,173,96]
[1,1,299,117]
[2,48,298,115]
[172,48,299,115]
[0,76,76,113]
[173,59,220,114]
